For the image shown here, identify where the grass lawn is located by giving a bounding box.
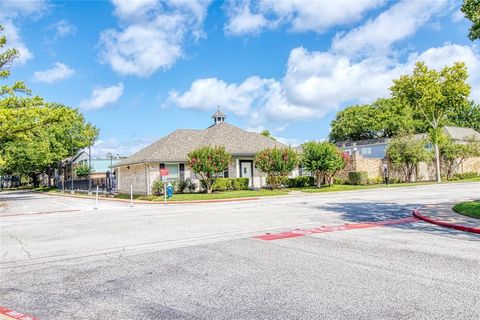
[36,176,479,202]
[453,201,480,219]
[116,189,290,202]
[300,177,480,193]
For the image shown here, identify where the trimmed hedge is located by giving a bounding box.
[213,178,249,191]
[348,171,368,185]
[451,172,479,180]
[232,177,249,190]
[285,176,314,188]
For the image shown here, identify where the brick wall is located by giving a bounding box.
[118,164,149,195]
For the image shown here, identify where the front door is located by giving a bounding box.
[240,161,253,187]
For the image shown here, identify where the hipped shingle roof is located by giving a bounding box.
[113,122,287,167]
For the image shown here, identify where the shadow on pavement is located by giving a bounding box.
[317,202,480,241]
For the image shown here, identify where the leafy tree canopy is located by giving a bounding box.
[461,0,480,41]
[254,147,298,189]
[187,146,231,193]
[0,25,98,182]
[387,134,432,182]
[329,98,419,142]
[301,141,346,187]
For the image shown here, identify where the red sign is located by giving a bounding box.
[160,168,169,176]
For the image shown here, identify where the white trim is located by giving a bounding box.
[236,159,240,178]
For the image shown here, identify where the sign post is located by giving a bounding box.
[382,164,389,186]
[130,184,133,207]
[160,168,169,206]
[94,185,99,209]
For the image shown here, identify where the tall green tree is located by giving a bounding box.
[254,147,298,189]
[449,100,480,132]
[390,61,471,182]
[439,133,480,180]
[187,146,231,193]
[301,141,347,188]
[329,98,417,142]
[387,134,432,183]
[461,0,480,41]
[0,24,98,185]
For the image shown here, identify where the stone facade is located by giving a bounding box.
[337,154,480,183]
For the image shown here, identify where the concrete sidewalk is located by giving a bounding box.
[413,202,480,234]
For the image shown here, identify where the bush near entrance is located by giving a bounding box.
[348,171,368,185]
[285,176,314,188]
[213,178,249,191]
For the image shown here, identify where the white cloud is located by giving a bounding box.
[51,19,77,39]
[168,76,273,116]
[224,0,268,35]
[32,62,74,83]
[0,0,47,65]
[99,0,211,77]
[79,83,124,111]
[224,0,385,36]
[331,0,450,57]
[168,44,480,125]
[1,20,33,65]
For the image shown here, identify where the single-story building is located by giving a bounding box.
[112,109,293,195]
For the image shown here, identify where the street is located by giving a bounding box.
[1,183,479,319]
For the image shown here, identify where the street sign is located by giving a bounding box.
[160,168,169,176]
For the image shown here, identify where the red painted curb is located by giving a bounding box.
[412,209,480,234]
[254,216,418,241]
[0,306,38,319]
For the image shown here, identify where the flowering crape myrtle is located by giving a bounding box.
[187,146,231,193]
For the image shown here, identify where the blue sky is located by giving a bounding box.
[1,0,478,157]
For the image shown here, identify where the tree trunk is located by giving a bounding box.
[434,143,441,182]
[316,172,322,188]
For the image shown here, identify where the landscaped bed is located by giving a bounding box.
[453,200,480,219]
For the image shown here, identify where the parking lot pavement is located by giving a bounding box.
[1,182,479,319]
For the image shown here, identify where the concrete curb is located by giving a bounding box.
[412,209,480,234]
[42,191,262,205]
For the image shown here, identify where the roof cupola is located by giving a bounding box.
[212,106,226,125]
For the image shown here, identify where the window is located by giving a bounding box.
[166,164,179,180]
[361,147,372,155]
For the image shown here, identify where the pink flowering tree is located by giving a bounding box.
[254,147,299,189]
[187,146,232,193]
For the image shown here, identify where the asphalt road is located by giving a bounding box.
[1,183,479,319]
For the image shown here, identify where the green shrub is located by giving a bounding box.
[452,172,479,180]
[348,171,368,185]
[333,177,348,185]
[151,179,164,195]
[232,177,249,190]
[176,179,189,194]
[367,176,383,185]
[186,178,197,193]
[213,178,232,191]
[285,176,314,188]
[75,164,91,178]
